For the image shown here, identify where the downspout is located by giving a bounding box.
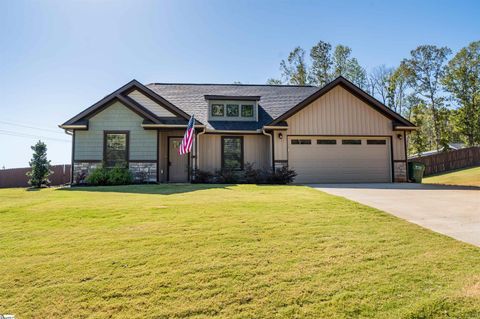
[262,128,273,171]
[195,127,207,175]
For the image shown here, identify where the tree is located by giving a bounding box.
[27,140,52,188]
[408,102,431,155]
[333,45,352,77]
[387,63,409,114]
[442,41,480,146]
[280,47,310,85]
[369,65,393,104]
[266,78,283,85]
[310,40,333,86]
[403,45,452,150]
[346,58,368,89]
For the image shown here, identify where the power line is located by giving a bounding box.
[0,129,70,143]
[0,120,64,135]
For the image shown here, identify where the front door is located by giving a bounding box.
[168,137,189,182]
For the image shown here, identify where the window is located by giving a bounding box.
[241,104,254,117]
[222,137,243,170]
[104,132,128,167]
[226,104,239,117]
[367,139,386,145]
[211,104,224,117]
[209,101,256,120]
[342,139,362,145]
[317,139,337,145]
[291,139,311,145]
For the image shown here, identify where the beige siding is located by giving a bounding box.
[198,134,269,172]
[127,90,176,117]
[273,130,287,162]
[392,130,406,161]
[74,101,157,161]
[275,86,407,162]
[270,85,410,181]
[286,86,393,136]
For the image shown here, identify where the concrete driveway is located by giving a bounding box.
[309,183,480,246]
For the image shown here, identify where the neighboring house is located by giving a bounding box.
[410,143,467,158]
[60,76,416,184]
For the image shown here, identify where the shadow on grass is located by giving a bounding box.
[57,183,234,195]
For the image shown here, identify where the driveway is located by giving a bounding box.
[309,183,480,246]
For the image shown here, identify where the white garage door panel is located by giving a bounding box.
[289,137,391,183]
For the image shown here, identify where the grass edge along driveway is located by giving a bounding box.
[0,184,479,318]
[423,166,480,187]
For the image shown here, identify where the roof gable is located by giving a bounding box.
[61,80,198,127]
[269,76,415,127]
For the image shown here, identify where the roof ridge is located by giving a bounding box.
[146,82,317,88]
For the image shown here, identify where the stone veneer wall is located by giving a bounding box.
[129,162,157,183]
[394,162,407,182]
[72,161,157,184]
[73,162,101,184]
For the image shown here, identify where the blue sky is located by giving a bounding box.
[0,0,478,168]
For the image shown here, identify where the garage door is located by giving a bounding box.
[288,136,391,183]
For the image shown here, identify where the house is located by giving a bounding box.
[60,76,416,184]
[410,143,467,158]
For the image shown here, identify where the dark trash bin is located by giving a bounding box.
[408,162,426,183]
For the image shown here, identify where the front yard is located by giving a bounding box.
[423,166,480,187]
[0,185,479,318]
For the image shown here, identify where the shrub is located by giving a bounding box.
[108,166,133,185]
[214,169,240,184]
[267,166,297,184]
[244,162,266,184]
[85,167,109,185]
[74,170,88,185]
[85,165,132,186]
[193,170,214,183]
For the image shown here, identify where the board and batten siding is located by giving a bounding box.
[274,86,407,162]
[198,134,269,172]
[74,101,157,161]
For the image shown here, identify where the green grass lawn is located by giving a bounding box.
[423,166,480,187]
[0,185,479,318]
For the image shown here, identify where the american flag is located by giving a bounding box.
[179,115,195,155]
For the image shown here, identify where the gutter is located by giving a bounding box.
[262,125,288,130]
[141,124,206,129]
[394,126,418,130]
[59,124,88,130]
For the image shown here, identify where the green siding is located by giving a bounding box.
[74,102,157,161]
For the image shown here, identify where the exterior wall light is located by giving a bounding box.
[278,132,283,139]
[397,134,403,140]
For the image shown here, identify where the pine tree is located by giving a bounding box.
[27,141,52,188]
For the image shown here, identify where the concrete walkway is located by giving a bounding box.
[309,183,480,247]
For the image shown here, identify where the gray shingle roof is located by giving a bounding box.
[146,83,319,130]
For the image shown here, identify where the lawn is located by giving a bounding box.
[423,166,480,187]
[0,185,479,318]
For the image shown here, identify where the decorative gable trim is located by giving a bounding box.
[61,80,203,128]
[268,76,416,128]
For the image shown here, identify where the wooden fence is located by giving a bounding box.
[409,147,480,176]
[0,164,71,188]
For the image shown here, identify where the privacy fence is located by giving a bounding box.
[409,147,480,176]
[0,164,71,188]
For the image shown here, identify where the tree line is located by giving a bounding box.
[267,41,480,155]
